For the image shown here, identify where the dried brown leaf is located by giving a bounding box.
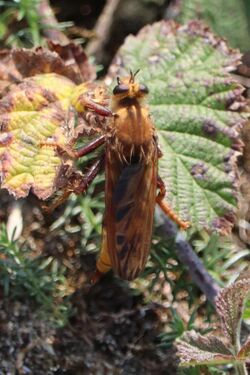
[0,50,22,94]
[48,41,96,83]
[12,47,81,84]
[0,71,109,199]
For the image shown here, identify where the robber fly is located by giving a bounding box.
[92,71,188,281]
[42,71,188,281]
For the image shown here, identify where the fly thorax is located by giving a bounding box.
[109,133,156,165]
[113,105,154,145]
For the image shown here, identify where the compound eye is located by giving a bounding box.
[139,84,149,94]
[113,84,129,95]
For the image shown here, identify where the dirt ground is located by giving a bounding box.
[0,280,177,374]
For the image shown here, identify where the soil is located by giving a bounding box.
[0,182,178,375]
[0,281,177,375]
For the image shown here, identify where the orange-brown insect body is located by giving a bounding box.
[96,73,158,280]
[40,72,188,281]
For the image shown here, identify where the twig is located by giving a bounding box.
[38,0,69,44]
[86,0,121,58]
[160,216,220,304]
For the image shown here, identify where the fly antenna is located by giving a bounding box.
[134,69,140,78]
[129,69,134,83]
[117,76,121,85]
[129,69,140,83]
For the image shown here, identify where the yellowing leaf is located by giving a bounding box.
[0,70,108,199]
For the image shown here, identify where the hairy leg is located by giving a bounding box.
[74,156,104,194]
[156,176,189,230]
[41,134,106,159]
[44,156,104,212]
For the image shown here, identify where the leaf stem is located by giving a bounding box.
[235,362,248,375]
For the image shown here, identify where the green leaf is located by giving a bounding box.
[108,20,248,232]
[175,0,250,52]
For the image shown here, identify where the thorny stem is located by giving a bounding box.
[159,215,220,305]
[234,317,248,375]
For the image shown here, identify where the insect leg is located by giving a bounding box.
[43,190,72,213]
[76,96,113,117]
[157,175,166,199]
[43,157,104,212]
[156,176,189,230]
[75,135,106,158]
[74,156,104,194]
[40,135,106,159]
[157,145,163,159]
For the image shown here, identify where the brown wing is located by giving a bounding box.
[104,149,157,280]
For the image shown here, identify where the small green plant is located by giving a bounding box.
[0,0,42,46]
[177,278,250,374]
[159,308,197,349]
[0,0,73,47]
[0,224,71,326]
[193,232,250,285]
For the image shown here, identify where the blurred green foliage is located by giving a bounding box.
[176,0,250,52]
[0,224,71,326]
[193,232,249,285]
[0,0,42,46]
[159,308,197,348]
[0,0,72,47]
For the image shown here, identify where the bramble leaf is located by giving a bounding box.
[0,43,95,95]
[0,73,74,199]
[177,331,234,367]
[108,20,248,232]
[47,41,96,83]
[215,279,250,348]
[237,337,250,359]
[174,0,250,52]
[177,280,250,368]
[0,46,108,199]
[13,43,96,84]
[0,50,22,93]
